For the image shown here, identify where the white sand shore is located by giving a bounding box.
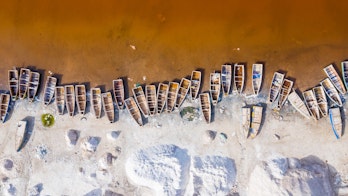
[0,92,347,195]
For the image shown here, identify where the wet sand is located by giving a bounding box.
[0,0,348,94]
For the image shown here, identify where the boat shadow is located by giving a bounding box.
[340,107,345,137]
[257,102,267,137]
[17,116,35,152]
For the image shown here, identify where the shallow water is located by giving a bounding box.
[0,0,348,95]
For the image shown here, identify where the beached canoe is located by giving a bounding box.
[146,85,157,116]
[249,106,263,139]
[277,79,294,109]
[312,86,328,117]
[125,97,143,126]
[329,107,342,139]
[113,79,125,110]
[320,78,343,107]
[19,68,31,99]
[323,64,346,94]
[75,85,87,115]
[210,73,221,105]
[268,72,285,103]
[55,86,65,115]
[43,76,57,106]
[303,90,320,121]
[16,120,27,152]
[8,69,19,101]
[242,107,251,138]
[190,71,201,100]
[27,72,40,102]
[252,63,263,95]
[342,61,348,91]
[102,92,115,123]
[133,86,150,117]
[199,93,211,123]
[287,90,311,119]
[157,83,169,114]
[0,94,10,123]
[65,85,75,116]
[221,64,232,96]
[91,88,102,119]
[234,64,245,94]
[176,78,191,108]
[166,82,180,112]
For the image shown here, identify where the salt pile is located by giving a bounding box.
[82,137,100,152]
[247,155,333,196]
[66,129,80,146]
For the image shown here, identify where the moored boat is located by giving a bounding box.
[133,86,150,117]
[210,73,221,105]
[176,78,191,108]
[27,72,40,102]
[320,78,343,107]
[288,90,311,119]
[43,76,57,106]
[268,72,285,103]
[55,86,65,115]
[199,93,211,123]
[323,64,346,94]
[166,82,180,112]
[16,120,27,152]
[19,68,31,99]
[75,85,87,115]
[113,79,125,110]
[252,63,263,95]
[234,64,245,94]
[65,85,75,116]
[342,61,348,91]
[125,97,143,126]
[249,106,263,139]
[221,64,232,96]
[303,90,320,120]
[8,69,19,101]
[277,79,294,109]
[329,107,342,139]
[0,94,10,123]
[91,88,102,119]
[146,85,157,116]
[157,83,169,114]
[242,107,251,138]
[102,92,115,123]
[190,71,201,100]
[312,86,328,117]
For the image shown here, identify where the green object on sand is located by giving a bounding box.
[41,113,55,127]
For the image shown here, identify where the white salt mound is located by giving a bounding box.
[247,155,333,196]
[107,131,121,141]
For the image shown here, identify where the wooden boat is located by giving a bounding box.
[91,88,102,119]
[43,76,57,106]
[252,63,263,95]
[8,69,19,101]
[268,72,285,103]
[312,86,328,117]
[242,107,251,138]
[55,86,65,115]
[27,72,40,102]
[190,71,201,100]
[329,107,342,139]
[323,64,346,94]
[65,85,75,116]
[0,94,10,123]
[342,61,348,91]
[176,78,191,108]
[125,97,143,126]
[102,92,115,123]
[16,120,27,152]
[75,85,86,115]
[166,82,180,112]
[210,73,221,105]
[277,79,294,109]
[145,85,157,116]
[234,64,245,94]
[157,83,169,114]
[199,93,211,123]
[303,90,320,120]
[249,106,263,139]
[320,78,343,107]
[221,64,232,96]
[113,79,125,110]
[18,68,31,99]
[287,90,311,119]
[133,86,150,117]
